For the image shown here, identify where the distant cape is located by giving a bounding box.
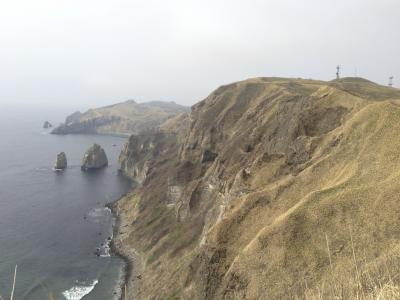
[51,100,189,136]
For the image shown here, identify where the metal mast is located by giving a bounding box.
[336,65,341,80]
[389,76,394,87]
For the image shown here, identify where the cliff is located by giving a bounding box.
[115,77,400,299]
[51,100,189,136]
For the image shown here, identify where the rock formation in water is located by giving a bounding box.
[43,121,52,128]
[81,144,108,171]
[51,100,189,136]
[54,152,67,170]
[114,77,400,300]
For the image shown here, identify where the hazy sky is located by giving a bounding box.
[1,0,399,108]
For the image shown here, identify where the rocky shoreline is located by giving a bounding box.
[109,195,143,300]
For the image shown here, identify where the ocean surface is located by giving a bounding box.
[0,104,132,300]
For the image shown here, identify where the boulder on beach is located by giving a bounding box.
[43,121,52,128]
[55,152,67,170]
[81,144,108,171]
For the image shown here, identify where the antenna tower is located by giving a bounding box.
[336,65,341,80]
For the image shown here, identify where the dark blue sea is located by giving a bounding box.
[0,104,132,300]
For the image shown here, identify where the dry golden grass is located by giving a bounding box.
[303,242,400,300]
[115,77,400,299]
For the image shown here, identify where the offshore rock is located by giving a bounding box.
[81,144,108,171]
[54,152,67,170]
[43,121,52,128]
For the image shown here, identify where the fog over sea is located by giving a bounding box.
[0,104,132,300]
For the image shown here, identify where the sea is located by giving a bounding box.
[0,103,132,300]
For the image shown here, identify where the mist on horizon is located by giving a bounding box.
[1,0,399,107]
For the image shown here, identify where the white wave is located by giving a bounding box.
[96,235,113,257]
[112,267,125,300]
[98,244,111,257]
[62,279,98,300]
[87,207,111,218]
[86,207,112,223]
[36,167,49,170]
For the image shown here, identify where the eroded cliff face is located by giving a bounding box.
[116,77,400,299]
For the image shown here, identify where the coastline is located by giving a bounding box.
[51,131,131,138]
[108,194,143,300]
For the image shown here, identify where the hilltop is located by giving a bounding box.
[51,100,189,136]
[114,77,400,299]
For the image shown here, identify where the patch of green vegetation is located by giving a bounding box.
[166,289,181,300]
[146,252,158,265]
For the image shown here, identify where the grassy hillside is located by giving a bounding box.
[115,77,400,299]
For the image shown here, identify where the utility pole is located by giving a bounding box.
[336,65,341,80]
[389,76,394,87]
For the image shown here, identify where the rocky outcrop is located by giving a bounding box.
[43,121,52,128]
[52,100,189,136]
[118,113,189,183]
[81,144,108,170]
[119,131,174,183]
[65,111,82,124]
[115,77,400,300]
[54,152,67,169]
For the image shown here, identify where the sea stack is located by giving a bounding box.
[81,144,108,171]
[43,121,52,128]
[54,152,67,170]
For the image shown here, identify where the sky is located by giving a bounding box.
[1,0,399,108]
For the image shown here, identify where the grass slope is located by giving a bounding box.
[115,77,400,299]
